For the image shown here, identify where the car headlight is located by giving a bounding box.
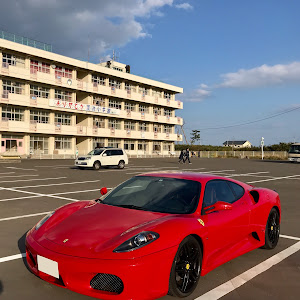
[35,211,55,230]
[113,231,159,253]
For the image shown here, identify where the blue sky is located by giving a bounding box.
[1,0,299,146]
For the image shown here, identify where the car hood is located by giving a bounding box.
[39,203,167,258]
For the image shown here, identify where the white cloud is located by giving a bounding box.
[0,0,175,59]
[180,85,212,102]
[175,3,193,10]
[218,62,300,88]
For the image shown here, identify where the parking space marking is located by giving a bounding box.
[228,171,270,177]
[0,172,15,175]
[6,167,37,171]
[280,234,300,241]
[0,195,42,202]
[0,174,39,179]
[126,169,235,175]
[35,165,73,168]
[247,175,300,184]
[196,240,300,300]
[0,176,67,184]
[0,186,78,202]
[0,211,52,222]
[12,180,101,189]
[0,253,26,263]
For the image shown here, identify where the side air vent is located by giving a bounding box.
[249,190,259,203]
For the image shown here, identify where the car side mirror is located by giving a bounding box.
[204,201,233,214]
[100,187,108,195]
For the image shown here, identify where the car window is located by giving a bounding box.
[105,150,112,156]
[111,150,123,156]
[228,182,244,200]
[203,180,236,208]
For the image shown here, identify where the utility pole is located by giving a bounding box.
[261,137,264,160]
[180,124,189,145]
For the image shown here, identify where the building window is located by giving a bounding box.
[108,99,122,110]
[30,110,50,124]
[164,109,172,117]
[139,86,149,95]
[153,124,162,133]
[55,113,71,125]
[153,142,161,151]
[30,85,50,99]
[124,121,136,131]
[163,142,172,151]
[93,117,105,128]
[93,138,105,148]
[30,60,50,73]
[55,66,72,79]
[153,107,162,115]
[2,106,24,122]
[164,92,171,100]
[2,53,25,68]
[30,136,49,154]
[152,90,161,98]
[92,75,106,86]
[139,123,149,132]
[138,104,149,114]
[109,78,121,89]
[124,140,135,150]
[93,96,105,106]
[107,139,120,148]
[55,136,72,149]
[55,89,72,101]
[138,141,148,151]
[108,119,121,130]
[164,125,173,133]
[124,102,136,112]
[2,80,24,95]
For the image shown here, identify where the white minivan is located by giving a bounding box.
[75,148,128,170]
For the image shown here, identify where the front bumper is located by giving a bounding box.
[75,160,93,167]
[26,233,177,300]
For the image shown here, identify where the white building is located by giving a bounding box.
[0,32,183,158]
[223,140,252,148]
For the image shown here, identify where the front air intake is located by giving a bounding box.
[90,273,124,294]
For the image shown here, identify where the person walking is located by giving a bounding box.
[178,149,185,163]
[183,148,191,164]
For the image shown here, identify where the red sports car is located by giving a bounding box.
[26,172,281,300]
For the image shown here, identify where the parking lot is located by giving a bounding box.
[0,157,299,300]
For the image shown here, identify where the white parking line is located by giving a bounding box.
[6,167,37,171]
[0,172,15,175]
[0,211,52,222]
[0,186,78,202]
[196,241,300,300]
[247,175,300,184]
[0,176,67,183]
[12,180,101,189]
[0,195,41,202]
[35,165,73,167]
[0,253,26,263]
[0,174,38,179]
[229,171,270,177]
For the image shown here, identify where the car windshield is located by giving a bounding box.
[101,176,201,214]
[87,149,104,155]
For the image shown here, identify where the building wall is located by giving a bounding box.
[0,38,183,157]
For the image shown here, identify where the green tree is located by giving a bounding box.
[190,130,200,145]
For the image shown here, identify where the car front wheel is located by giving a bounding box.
[262,207,280,249]
[168,236,202,298]
[93,161,101,170]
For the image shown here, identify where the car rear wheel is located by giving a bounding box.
[168,236,202,298]
[262,208,280,249]
[93,161,101,170]
[118,160,125,169]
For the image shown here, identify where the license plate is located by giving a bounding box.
[37,255,59,279]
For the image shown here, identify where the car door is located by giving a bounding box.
[200,180,250,269]
[101,150,112,166]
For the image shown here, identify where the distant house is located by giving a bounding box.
[223,140,252,148]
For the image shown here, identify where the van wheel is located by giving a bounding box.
[93,161,101,170]
[118,160,125,169]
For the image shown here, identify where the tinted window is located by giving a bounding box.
[104,150,112,156]
[102,176,201,214]
[203,180,236,208]
[111,149,123,155]
[228,182,244,200]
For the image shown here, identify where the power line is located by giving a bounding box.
[197,105,300,131]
